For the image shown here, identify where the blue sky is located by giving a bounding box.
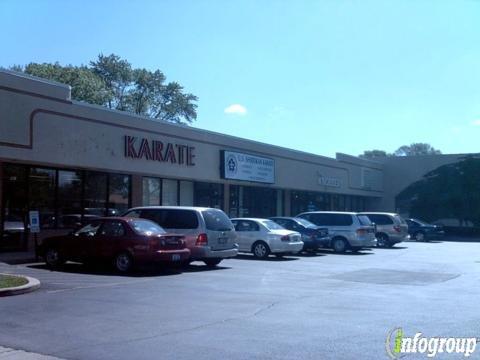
[1,0,480,157]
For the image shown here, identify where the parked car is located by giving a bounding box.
[269,216,330,251]
[37,217,190,272]
[230,218,304,259]
[405,218,445,241]
[296,211,376,253]
[122,206,238,267]
[359,212,409,247]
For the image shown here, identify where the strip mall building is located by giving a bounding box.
[0,70,467,250]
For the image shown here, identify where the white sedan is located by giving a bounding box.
[230,218,304,259]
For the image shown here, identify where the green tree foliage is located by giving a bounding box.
[394,143,442,156]
[12,54,198,125]
[360,143,441,159]
[359,150,391,159]
[396,156,480,225]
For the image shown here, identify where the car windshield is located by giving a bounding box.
[262,220,285,231]
[294,217,317,228]
[131,219,166,236]
[357,215,373,226]
[74,222,101,236]
[202,209,233,231]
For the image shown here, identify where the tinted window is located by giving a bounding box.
[202,209,233,231]
[305,213,352,226]
[131,220,166,235]
[140,209,199,229]
[365,214,393,225]
[99,221,126,237]
[394,215,407,225]
[124,209,141,218]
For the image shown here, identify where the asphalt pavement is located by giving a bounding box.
[1,240,480,359]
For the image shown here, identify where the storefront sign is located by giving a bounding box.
[318,173,342,188]
[124,135,195,166]
[29,211,40,233]
[221,150,275,184]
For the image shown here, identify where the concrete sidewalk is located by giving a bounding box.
[0,346,64,359]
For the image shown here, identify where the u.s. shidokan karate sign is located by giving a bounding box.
[124,135,196,166]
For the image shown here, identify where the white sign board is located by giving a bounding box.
[221,151,275,184]
[29,211,40,233]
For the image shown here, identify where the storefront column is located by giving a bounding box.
[284,190,291,216]
[131,174,143,207]
[223,183,229,213]
[0,162,3,239]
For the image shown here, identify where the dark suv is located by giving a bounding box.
[269,217,330,251]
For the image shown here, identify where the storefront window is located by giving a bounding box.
[109,174,131,216]
[162,179,178,206]
[84,172,108,217]
[28,168,56,229]
[194,182,224,209]
[1,165,28,250]
[229,185,277,218]
[142,177,161,206]
[179,181,194,206]
[57,170,83,229]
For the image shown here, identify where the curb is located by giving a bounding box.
[0,274,41,297]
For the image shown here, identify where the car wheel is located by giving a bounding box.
[45,247,65,268]
[332,238,347,253]
[204,258,222,268]
[376,233,390,248]
[252,241,270,259]
[114,252,133,273]
[414,231,425,242]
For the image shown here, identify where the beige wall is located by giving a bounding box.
[0,70,383,202]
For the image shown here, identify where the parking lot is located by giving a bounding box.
[1,240,480,359]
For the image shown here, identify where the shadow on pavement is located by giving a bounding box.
[296,251,328,257]
[316,249,374,256]
[233,254,299,261]
[27,262,185,277]
[375,246,409,250]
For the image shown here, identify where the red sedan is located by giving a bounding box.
[38,217,190,272]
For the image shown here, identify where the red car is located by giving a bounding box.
[38,217,190,272]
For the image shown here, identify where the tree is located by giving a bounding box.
[394,143,441,156]
[359,150,391,159]
[359,143,442,159]
[12,54,198,125]
[396,155,480,226]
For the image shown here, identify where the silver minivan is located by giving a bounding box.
[123,206,238,267]
[359,212,409,247]
[296,211,377,253]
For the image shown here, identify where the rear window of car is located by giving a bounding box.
[294,217,317,228]
[305,213,353,226]
[202,209,233,231]
[262,220,285,230]
[357,215,373,226]
[130,219,166,235]
[394,215,407,225]
[139,209,199,229]
[364,214,393,225]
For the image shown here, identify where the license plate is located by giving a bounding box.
[172,254,181,261]
[218,237,228,244]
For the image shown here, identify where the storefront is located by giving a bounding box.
[0,70,384,251]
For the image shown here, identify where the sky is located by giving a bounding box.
[1,0,480,158]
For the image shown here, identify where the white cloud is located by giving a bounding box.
[224,104,247,116]
[471,119,480,126]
